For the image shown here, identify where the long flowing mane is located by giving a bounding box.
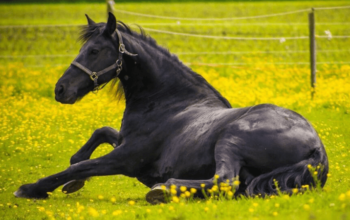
[79,21,231,107]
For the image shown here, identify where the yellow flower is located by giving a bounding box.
[98,195,104,200]
[170,188,177,195]
[172,196,179,203]
[233,180,240,186]
[37,206,45,212]
[76,202,85,214]
[214,174,219,179]
[339,193,346,201]
[204,207,209,212]
[302,185,309,189]
[128,200,135,206]
[88,207,99,217]
[112,210,122,216]
[180,186,187,192]
[161,185,166,190]
[190,188,197,194]
[292,188,299,194]
[201,183,205,188]
[303,204,310,210]
[275,203,280,208]
[220,186,227,192]
[346,190,350,198]
[110,197,116,203]
[146,209,151,213]
[273,212,278,216]
[185,191,191,197]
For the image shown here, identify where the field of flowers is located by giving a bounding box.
[1,1,350,219]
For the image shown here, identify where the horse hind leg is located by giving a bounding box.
[63,127,121,194]
[246,148,328,197]
[146,142,244,204]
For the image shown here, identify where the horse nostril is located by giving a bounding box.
[57,85,65,96]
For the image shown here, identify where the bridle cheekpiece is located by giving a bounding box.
[71,28,137,93]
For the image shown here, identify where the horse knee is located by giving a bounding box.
[94,127,120,144]
[94,126,114,137]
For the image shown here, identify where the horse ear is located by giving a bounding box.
[105,12,117,36]
[85,14,96,26]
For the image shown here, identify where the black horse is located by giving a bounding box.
[14,13,328,204]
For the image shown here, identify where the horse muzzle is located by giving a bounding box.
[55,83,78,104]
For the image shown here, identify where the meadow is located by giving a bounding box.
[0,1,350,219]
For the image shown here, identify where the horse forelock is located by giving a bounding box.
[79,23,105,43]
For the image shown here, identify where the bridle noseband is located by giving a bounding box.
[71,29,137,92]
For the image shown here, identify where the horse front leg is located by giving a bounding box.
[14,146,134,199]
[62,127,121,194]
[70,126,121,165]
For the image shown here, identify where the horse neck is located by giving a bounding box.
[120,35,231,110]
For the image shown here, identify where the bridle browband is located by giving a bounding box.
[71,28,137,92]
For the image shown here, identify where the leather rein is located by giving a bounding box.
[71,29,137,92]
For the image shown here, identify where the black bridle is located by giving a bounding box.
[71,29,137,92]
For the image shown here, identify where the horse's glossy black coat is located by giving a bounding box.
[15,13,328,202]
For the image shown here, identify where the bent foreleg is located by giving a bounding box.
[70,126,121,165]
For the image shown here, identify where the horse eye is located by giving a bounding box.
[91,49,99,55]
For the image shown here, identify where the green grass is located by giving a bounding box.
[1,1,350,219]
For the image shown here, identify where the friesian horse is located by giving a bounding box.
[14,13,328,204]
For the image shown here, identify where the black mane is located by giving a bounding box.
[79,21,231,107]
[80,21,170,56]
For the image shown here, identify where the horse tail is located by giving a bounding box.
[246,147,328,196]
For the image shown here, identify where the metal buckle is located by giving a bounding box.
[90,72,98,81]
[119,44,125,54]
[116,59,123,75]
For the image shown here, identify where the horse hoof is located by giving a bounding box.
[146,186,168,204]
[13,190,26,198]
[62,180,85,194]
[14,190,36,199]
[14,183,49,199]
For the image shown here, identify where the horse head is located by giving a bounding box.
[55,13,136,104]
